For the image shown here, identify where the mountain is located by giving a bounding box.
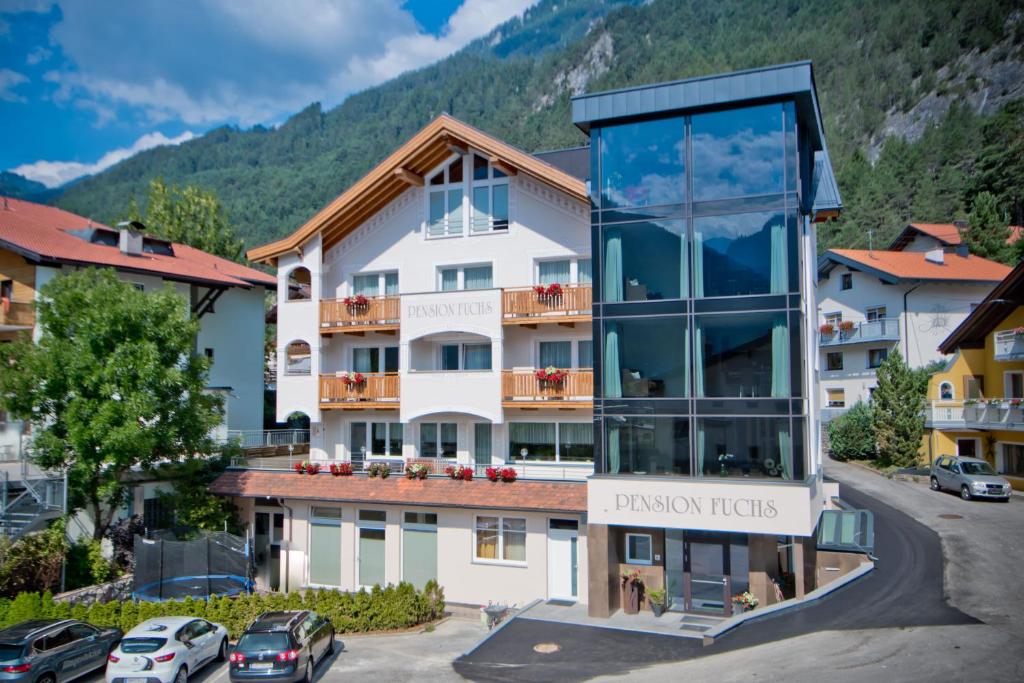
[52,0,1024,254]
[0,171,61,203]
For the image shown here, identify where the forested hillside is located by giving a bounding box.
[52,0,1024,253]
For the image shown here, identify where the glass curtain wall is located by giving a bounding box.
[594,101,807,482]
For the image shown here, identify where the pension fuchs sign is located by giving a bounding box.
[588,477,820,536]
[405,300,494,318]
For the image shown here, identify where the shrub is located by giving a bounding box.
[65,539,118,590]
[0,521,67,597]
[827,402,877,461]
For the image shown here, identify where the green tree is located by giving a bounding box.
[0,521,67,596]
[0,269,223,539]
[127,178,246,262]
[872,349,926,468]
[827,402,876,461]
[964,191,1012,263]
[154,451,242,535]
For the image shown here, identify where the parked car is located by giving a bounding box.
[0,618,122,683]
[228,612,334,683]
[106,617,228,683]
[930,455,1013,501]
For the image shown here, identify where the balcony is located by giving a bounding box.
[994,329,1024,361]
[926,399,1024,431]
[320,296,400,335]
[501,369,593,408]
[819,318,900,347]
[0,299,33,331]
[502,284,592,327]
[319,373,400,410]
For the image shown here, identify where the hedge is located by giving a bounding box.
[0,582,445,639]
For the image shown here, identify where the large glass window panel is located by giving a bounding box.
[353,347,379,373]
[693,211,792,298]
[447,189,463,235]
[351,422,367,463]
[695,311,790,398]
[695,417,804,480]
[492,184,509,229]
[600,118,685,209]
[502,518,527,562]
[603,317,688,398]
[384,346,399,373]
[474,423,492,465]
[603,220,685,302]
[539,260,571,285]
[464,265,493,289]
[402,527,437,588]
[578,259,592,284]
[428,192,445,236]
[449,157,463,183]
[510,422,556,461]
[353,274,379,297]
[578,340,593,368]
[471,186,490,233]
[604,416,690,476]
[420,423,438,458]
[559,423,594,462]
[371,423,387,455]
[440,423,458,457]
[475,517,498,559]
[309,517,341,587]
[440,268,458,291]
[358,527,386,587]
[464,343,492,370]
[539,341,572,368]
[691,104,786,201]
[441,344,459,370]
[388,423,403,456]
[384,272,399,295]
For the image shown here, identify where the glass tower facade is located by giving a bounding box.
[590,101,811,482]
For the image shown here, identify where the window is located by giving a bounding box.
[287,267,312,301]
[353,346,399,373]
[439,342,492,371]
[358,510,386,588]
[826,352,843,371]
[691,104,788,202]
[840,273,853,291]
[867,348,889,369]
[866,306,886,322]
[605,416,690,476]
[696,417,805,480]
[427,158,464,237]
[509,422,594,463]
[600,117,685,209]
[695,311,794,398]
[402,512,438,588]
[824,312,842,327]
[420,422,457,458]
[353,271,398,297]
[694,211,795,298]
[1002,444,1024,476]
[438,264,493,290]
[539,341,572,368]
[470,155,509,233]
[604,316,688,397]
[578,259,592,284]
[603,220,684,301]
[309,507,342,587]
[956,438,978,458]
[1006,372,1024,399]
[475,516,526,563]
[131,283,145,292]
[474,423,492,465]
[625,533,653,565]
[285,341,312,375]
[370,423,403,456]
[204,347,214,360]
[539,260,570,285]
[964,375,984,399]
[826,388,845,408]
[578,340,593,368]
[939,382,954,400]
[143,497,173,529]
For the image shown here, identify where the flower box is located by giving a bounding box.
[533,283,563,301]
[405,463,429,480]
[444,464,474,481]
[329,462,353,476]
[732,591,759,612]
[819,323,835,335]
[343,294,369,310]
[838,320,855,333]
[485,466,517,483]
[535,366,568,384]
[293,461,321,475]
[340,371,366,387]
[368,462,391,479]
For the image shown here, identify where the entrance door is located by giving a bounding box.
[254,510,284,591]
[685,539,729,615]
[547,520,579,601]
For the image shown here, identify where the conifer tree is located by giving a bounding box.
[964,191,1012,263]
[872,349,926,469]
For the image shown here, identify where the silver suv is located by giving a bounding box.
[930,455,1013,502]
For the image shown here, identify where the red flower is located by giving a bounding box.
[461,467,474,481]
[819,323,835,335]
[330,463,353,476]
[485,467,499,482]
[305,463,321,475]
[499,467,517,483]
[546,283,562,298]
[343,294,369,308]
[838,320,855,332]
[536,366,568,383]
[293,462,305,474]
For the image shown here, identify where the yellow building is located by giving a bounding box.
[924,261,1024,491]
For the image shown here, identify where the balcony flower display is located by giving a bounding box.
[1010,398,1023,408]
[293,461,320,475]
[485,466,517,483]
[732,591,759,612]
[536,366,568,383]
[329,462,353,476]
[963,398,978,406]
[343,294,369,309]
[533,282,563,301]
[838,320,855,332]
[1014,326,1024,337]
[819,323,835,335]
[341,371,366,387]
[444,464,474,481]
[368,462,391,479]
[405,463,429,480]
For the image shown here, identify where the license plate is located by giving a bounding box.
[127,678,149,683]
[249,662,274,670]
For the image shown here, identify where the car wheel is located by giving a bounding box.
[175,666,188,683]
[303,660,313,683]
[1000,497,1011,503]
[960,485,972,501]
[216,638,228,662]
[37,673,55,683]
[326,632,335,656]
[930,476,941,491]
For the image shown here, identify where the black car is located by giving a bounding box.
[228,612,333,683]
[0,619,122,683]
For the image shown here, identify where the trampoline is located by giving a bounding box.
[133,531,254,602]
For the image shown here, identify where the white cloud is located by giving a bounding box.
[26,46,52,65]
[11,130,196,188]
[0,69,29,102]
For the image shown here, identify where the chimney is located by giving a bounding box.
[116,220,146,256]
[955,244,969,258]
[953,219,967,232]
[925,248,945,265]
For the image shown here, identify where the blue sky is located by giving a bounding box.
[0,0,533,188]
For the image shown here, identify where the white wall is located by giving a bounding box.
[276,234,324,424]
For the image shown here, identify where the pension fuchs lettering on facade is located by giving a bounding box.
[406,301,494,319]
[614,493,779,519]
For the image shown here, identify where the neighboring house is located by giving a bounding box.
[212,61,854,618]
[924,261,1024,491]
[816,226,1010,419]
[888,221,1023,252]
[0,197,274,539]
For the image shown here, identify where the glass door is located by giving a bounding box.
[685,540,728,615]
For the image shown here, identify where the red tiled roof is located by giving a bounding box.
[0,197,275,288]
[907,223,963,245]
[210,469,587,514]
[828,248,1011,283]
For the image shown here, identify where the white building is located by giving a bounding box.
[817,223,1010,418]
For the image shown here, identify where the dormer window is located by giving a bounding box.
[427,158,464,238]
[470,154,508,233]
[426,153,509,239]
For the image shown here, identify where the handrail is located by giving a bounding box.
[820,318,900,344]
[320,372,400,403]
[320,296,400,328]
[502,284,592,319]
[501,369,593,401]
[0,299,34,327]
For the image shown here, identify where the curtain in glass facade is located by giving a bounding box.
[539,341,572,368]
[510,422,556,460]
[358,528,386,587]
[402,527,437,588]
[693,324,705,396]
[692,231,705,298]
[474,423,492,465]
[771,318,790,397]
[309,514,341,587]
[354,274,379,297]
[603,323,622,397]
[559,423,594,462]
[539,260,571,285]
[695,424,705,476]
[770,222,787,294]
[604,229,623,301]
[780,427,792,480]
[440,268,458,291]
[384,272,399,296]
[464,265,493,289]
[607,421,621,473]
[463,343,492,370]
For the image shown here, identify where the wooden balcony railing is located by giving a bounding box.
[320,296,400,333]
[320,373,400,407]
[502,285,592,324]
[0,299,34,328]
[501,369,593,405]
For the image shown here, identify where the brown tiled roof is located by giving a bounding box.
[210,469,587,513]
[0,196,275,288]
[828,248,1010,283]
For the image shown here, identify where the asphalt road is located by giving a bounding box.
[452,472,982,683]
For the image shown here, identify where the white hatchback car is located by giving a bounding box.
[106,617,229,683]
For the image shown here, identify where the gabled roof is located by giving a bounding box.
[938,260,1024,353]
[889,222,1024,251]
[0,197,274,289]
[247,114,589,264]
[819,248,1011,285]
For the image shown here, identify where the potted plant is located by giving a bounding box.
[484,466,517,483]
[1014,326,1024,338]
[838,320,855,334]
[343,294,369,310]
[533,283,563,301]
[732,591,759,612]
[718,452,734,477]
[329,462,353,476]
[647,588,667,617]
[405,463,429,480]
[621,570,643,615]
[368,462,391,479]
[819,323,835,336]
[341,371,366,387]
[445,464,474,481]
[293,461,320,475]
[535,366,568,384]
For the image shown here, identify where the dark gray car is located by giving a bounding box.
[930,455,1013,501]
[0,619,122,683]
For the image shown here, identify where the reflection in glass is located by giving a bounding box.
[605,416,689,475]
[510,422,556,461]
[696,417,804,480]
[600,118,685,209]
[603,220,686,302]
[604,317,687,398]
[695,312,790,398]
[691,104,785,201]
[694,212,790,297]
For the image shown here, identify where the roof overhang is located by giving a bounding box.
[246,114,589,265]
[938,261,1024,353]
